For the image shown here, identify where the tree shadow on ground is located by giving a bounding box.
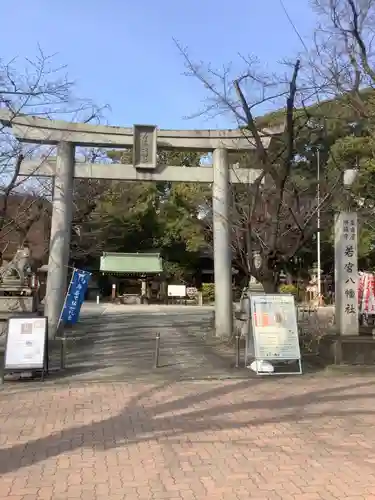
[1,377,375,475]
[57,311,253,381]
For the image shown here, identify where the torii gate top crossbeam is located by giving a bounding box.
[0,110,283,151]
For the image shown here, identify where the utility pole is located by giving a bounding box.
[316,148,321,303]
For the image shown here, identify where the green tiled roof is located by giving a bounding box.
[100,252,163,274]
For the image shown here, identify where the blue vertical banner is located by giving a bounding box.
[61,269,91,325]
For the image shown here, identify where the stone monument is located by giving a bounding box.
[248,251,265,294]
[334,212,359,336]
[0,246,38,346]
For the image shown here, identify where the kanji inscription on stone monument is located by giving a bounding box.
[133,124,157,169]
[335,212,358,335]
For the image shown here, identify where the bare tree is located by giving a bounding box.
[0,48,105,263]
[303,0,375,244]
[308,0,375,120]
[176,41,346,292]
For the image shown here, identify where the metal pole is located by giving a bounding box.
[58,269,75,371]
[317,149,321,303]
[235,334,240,368]
[57,268,75,333]
[154,332,160,368]
[60,338,67,370]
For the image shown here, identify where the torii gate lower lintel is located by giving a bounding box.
[0,111,281,338]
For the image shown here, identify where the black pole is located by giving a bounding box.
[154,332,160,368]
[60,337,67,370]
[235,334,240,368]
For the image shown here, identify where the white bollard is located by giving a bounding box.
[96,295,100,305]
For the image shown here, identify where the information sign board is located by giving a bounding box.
[168,284,187,297]
[248,294,302,375]
[4,316,48,374]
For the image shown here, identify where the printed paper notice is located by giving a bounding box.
[250,294,301,360]
[5,317,47,369]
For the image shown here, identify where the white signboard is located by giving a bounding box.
[4,317,47,370]
[250,294,300,360]
[168,284,187,297]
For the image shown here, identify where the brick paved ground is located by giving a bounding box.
[2,375,375,499]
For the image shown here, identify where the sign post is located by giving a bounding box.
[2,316,49,382]
[245,294,302,375]
[334,212,359,335]
[167,284,187,304]
[58,269,91,369]
[167,284,186,298]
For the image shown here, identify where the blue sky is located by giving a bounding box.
[0,0,316,129]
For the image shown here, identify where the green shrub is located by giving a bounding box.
[279,283,298,297]
[201,283,215,303]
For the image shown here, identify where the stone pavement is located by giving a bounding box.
[42,303,335,382]
[57,305,246,382]
[2,375,375,499]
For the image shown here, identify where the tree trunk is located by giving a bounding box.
[258,264,280,293]
[261,280,279,293]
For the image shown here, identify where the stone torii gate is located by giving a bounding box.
[0,111,280,338]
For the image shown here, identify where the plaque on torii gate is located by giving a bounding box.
[133,124,157,170]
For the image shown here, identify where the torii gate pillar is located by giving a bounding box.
[45,142,75,338]
[213,148,233,337]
